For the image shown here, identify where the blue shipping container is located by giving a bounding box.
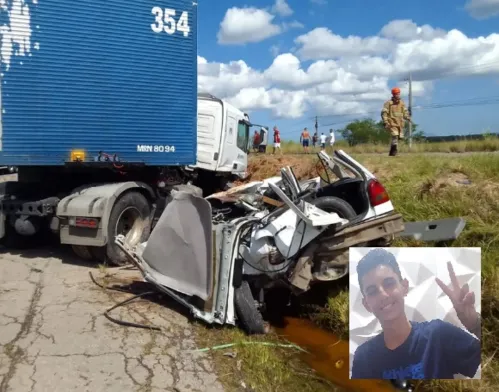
[0,0,197,166]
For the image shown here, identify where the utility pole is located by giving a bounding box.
[408,73,413,150]
[315,116,318,135]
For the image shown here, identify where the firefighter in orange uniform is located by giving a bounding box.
[381,87,411,156]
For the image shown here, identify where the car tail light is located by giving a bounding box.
[368,179,390,207]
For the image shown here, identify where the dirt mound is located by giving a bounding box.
[243,154,317,182]
[417,172,471,197]
[480,180,499,199]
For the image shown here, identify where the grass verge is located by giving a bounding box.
[275,137,499,154]
[323,153,499,391]
[196,152,499,392]
[195,325,339,392]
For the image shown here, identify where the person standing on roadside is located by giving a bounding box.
[300,127,311,154]
[273,126,282,155]
[328,129,335,150]
[319,132,327,150]
[252,130,261,153]
[312,132,318,149]
[381,87,411,157]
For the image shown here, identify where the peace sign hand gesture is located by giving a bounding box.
[435,261,478,333]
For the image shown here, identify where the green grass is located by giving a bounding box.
[312,153,499,391]
[276,137,499,155]
[195,152,499,392]
[195,326,338,392]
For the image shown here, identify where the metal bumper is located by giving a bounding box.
[398,217,466,243]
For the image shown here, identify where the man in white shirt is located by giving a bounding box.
[319,132,327,150]
[329,129,335,148]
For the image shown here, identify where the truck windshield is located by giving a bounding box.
[237,121,250,153]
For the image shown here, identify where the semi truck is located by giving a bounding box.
[0,1,251,265]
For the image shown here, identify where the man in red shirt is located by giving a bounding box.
[252,130,261,152]
[273,126,282,155]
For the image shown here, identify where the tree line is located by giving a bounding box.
[337,119,498,146]
[338,119,424,146]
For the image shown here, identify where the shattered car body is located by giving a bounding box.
[117,150,466,334]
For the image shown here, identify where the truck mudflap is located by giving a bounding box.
[57,182,155,247]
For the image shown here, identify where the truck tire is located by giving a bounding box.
[234,281,266,335]
[71,245,94,261]
[96,191,152,266]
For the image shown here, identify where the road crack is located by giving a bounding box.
[0,275,43,392]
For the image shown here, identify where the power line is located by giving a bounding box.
[301,60,499,122]
[277,96,499,136]
[317,94,499,122]
[272,60,499,136]
[320,99,499,127]
[421,60,499,79]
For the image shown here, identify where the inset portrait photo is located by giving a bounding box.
[348,247,481,380]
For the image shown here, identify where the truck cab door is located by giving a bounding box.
[216,110,248,175]
[234,119,249,174]
[215,113,237,171]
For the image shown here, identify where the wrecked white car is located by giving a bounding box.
[116,150,465,335]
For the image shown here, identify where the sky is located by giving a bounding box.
[197,0,499,140]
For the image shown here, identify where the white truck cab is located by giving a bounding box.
[195,93,249,178]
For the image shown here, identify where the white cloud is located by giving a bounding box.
[271,0,293,17]
[389,30,499,79]
[198,53,394,119]
[202,19,499,120]
[217,7,281,44]
[465,0,499,19]
[380,20,446,42]
[399,81,434,98]
[197,56,267,98]
[269,45,280,57]
[295,28,393,60]
[283,20,305,31]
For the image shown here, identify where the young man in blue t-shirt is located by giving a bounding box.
[351,248,481,380]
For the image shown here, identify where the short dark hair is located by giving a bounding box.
[357,248,403,295]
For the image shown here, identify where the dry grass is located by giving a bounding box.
[195,151,499,392]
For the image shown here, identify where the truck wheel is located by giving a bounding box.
[234,281,266,335]
[71,245,94,261]
[103,191,152,266]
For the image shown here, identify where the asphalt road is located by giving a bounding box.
[0,247,224,392]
